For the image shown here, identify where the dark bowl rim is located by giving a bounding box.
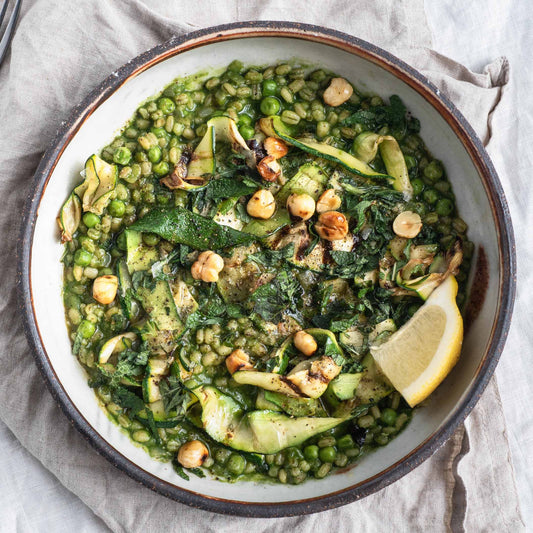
[16,21,516,518]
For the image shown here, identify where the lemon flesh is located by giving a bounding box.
[370,275,463,407]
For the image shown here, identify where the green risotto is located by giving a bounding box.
[58,60,473,484]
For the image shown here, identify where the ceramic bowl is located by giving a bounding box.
[17,22,515,517]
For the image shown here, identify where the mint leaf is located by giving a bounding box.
[249,269,302,321]
[246,243,295,268]
[324,336,345,366]
[350,200,373,232]
[111,387,145,415]
[159,376,189,415]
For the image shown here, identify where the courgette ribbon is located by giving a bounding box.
[352,132,412,198]
[260,116,412,198]
[57,154,117,242]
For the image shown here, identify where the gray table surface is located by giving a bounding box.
[1,1,531,530]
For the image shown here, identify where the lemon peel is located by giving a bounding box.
[370,275,463,407]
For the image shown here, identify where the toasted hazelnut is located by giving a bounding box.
[316,189,342,214]
[247,189,276,219]
[393,211,423,238]
[191,251,224,282]
[286,193,316,221]
[226,349,253,374]
[177,440,209,468]
[92,275,118,305]
[264,137,289,159]
[257,155,281,182]
[323,77,353,107]
[315,211,349,241]
[294,331,318,357]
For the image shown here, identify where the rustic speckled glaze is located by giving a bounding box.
[17,22,515,517]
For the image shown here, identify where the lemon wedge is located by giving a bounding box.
[370,275,463,407]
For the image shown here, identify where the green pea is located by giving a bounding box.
[157,97,175,115]
[238,114,253,127]
[260,96,281,116]
[380,408,398,426]
[435,198,454,216]
[147,145,162,163]
[424,160,444,181]
[411,178,424,196]
[319,446,337,463]
[113,147,132,165]
[78,320,95,339]
[142,233,160,246]
[74,249,93,267]
[262,79,278,96]
[226,453,246,475]
[423,188,439,205]
[150,127,170,141]
[107,200,125,218]
[239,125,255,140]
[82,213,100,228]
[303,444,319,461]
[404,155,417,170]
[153,161,170,176]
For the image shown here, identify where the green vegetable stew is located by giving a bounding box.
[59,61,473,484]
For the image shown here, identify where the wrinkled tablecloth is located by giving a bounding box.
[0,0,527,531]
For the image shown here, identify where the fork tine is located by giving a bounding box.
[0,1,9,29]
[0,0,22,66]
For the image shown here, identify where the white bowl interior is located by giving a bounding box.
[30,37,501,503]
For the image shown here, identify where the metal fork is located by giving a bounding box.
[0,0,22,66]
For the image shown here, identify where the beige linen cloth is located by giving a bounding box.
[0,0,524,531]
